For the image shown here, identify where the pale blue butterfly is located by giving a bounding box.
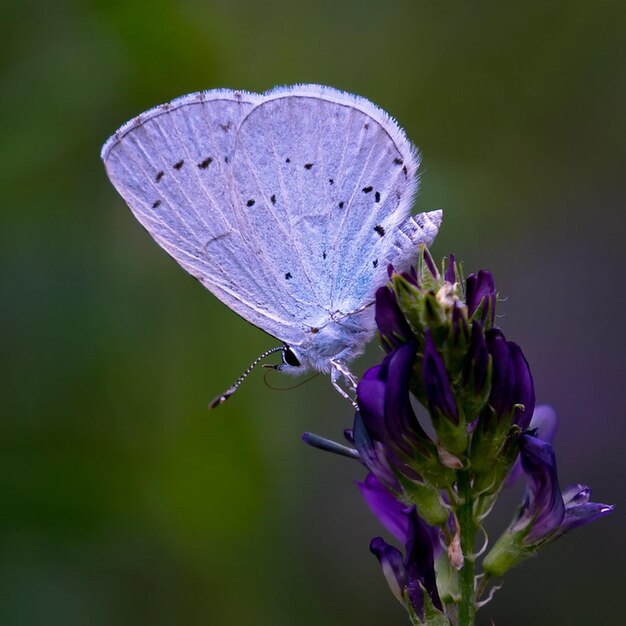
[101,85,442,405]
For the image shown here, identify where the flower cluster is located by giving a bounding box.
[303,247,613,626]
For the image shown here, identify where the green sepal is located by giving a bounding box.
[482,526,536,578]
[430,408,468,457]
[417,245,441,289]
[422,292,449,345]
[406,595,422,626]
[404,441,456,490]
[434,552,460,605]
[391,273,427,340]
[422,584,451,626]
[443,307,470,376]
[469,409,511,474]
[399,474,450,527]
[404,585,451,626]
[457,352,492,421]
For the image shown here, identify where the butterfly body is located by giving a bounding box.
[102,85,441,391]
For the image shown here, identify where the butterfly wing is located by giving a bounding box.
[102,85,440,360]
[102,89,307,345]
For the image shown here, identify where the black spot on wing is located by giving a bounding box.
[173,160,184,170]
[328,178,334,185]
[155,171,164,182]
[375,191,381,203]
[285,157,291,163]
[152,200,161,208]
[362,186,373,193]
[285,272,292,280]
[374,225,385,237]
[322,251,327,260]
[270,194,276,205]
[304,163,313,170]
[394,157,403,165]
[373,259,379,268]
[338,201,344,209]
[246,199,255,207]
[198,157,213,169]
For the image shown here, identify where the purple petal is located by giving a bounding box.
[463,320,489,393]
[517,435,565,543]
[353,412,399,488]
[384,344,430,445]
[423,332,459,424]
[444,253,456,283]
[557,483,614,534]
[358,473,410,544]
[370,537,408,604]
[358,372,388,443]
[562,483,591,507]
[466,270,495,325]
[423,248,438,278]
[506,405,558,486]
[405,511,443,615]
[486,328,515,419]
[559,501,615,534]
[530,405,558,442]
[375,286,414,350]
[509,342,535,430]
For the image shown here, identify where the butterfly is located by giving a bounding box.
[101,84,442,405]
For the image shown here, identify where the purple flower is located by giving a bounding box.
[375,285,415,352]
[484,405,613,578]
[368,498,443,618]
[465,270,495,326]
[514,433,614,544]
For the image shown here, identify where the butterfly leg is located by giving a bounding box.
[330,359,359,409]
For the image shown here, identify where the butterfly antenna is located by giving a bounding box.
[209,346,285,409]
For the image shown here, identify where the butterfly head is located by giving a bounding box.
[276,345,305,375]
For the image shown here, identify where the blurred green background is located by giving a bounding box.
[2,1,624,624]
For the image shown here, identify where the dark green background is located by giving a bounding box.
[2,1,623,624]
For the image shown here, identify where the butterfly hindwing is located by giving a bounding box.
[230,85,421,320]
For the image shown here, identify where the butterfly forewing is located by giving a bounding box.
[102,91,307,345]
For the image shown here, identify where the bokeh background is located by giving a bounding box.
[2,1,624,624]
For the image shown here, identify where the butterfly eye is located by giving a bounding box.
[282,347,301,367]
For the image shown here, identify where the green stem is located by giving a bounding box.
[457,470,476,626]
